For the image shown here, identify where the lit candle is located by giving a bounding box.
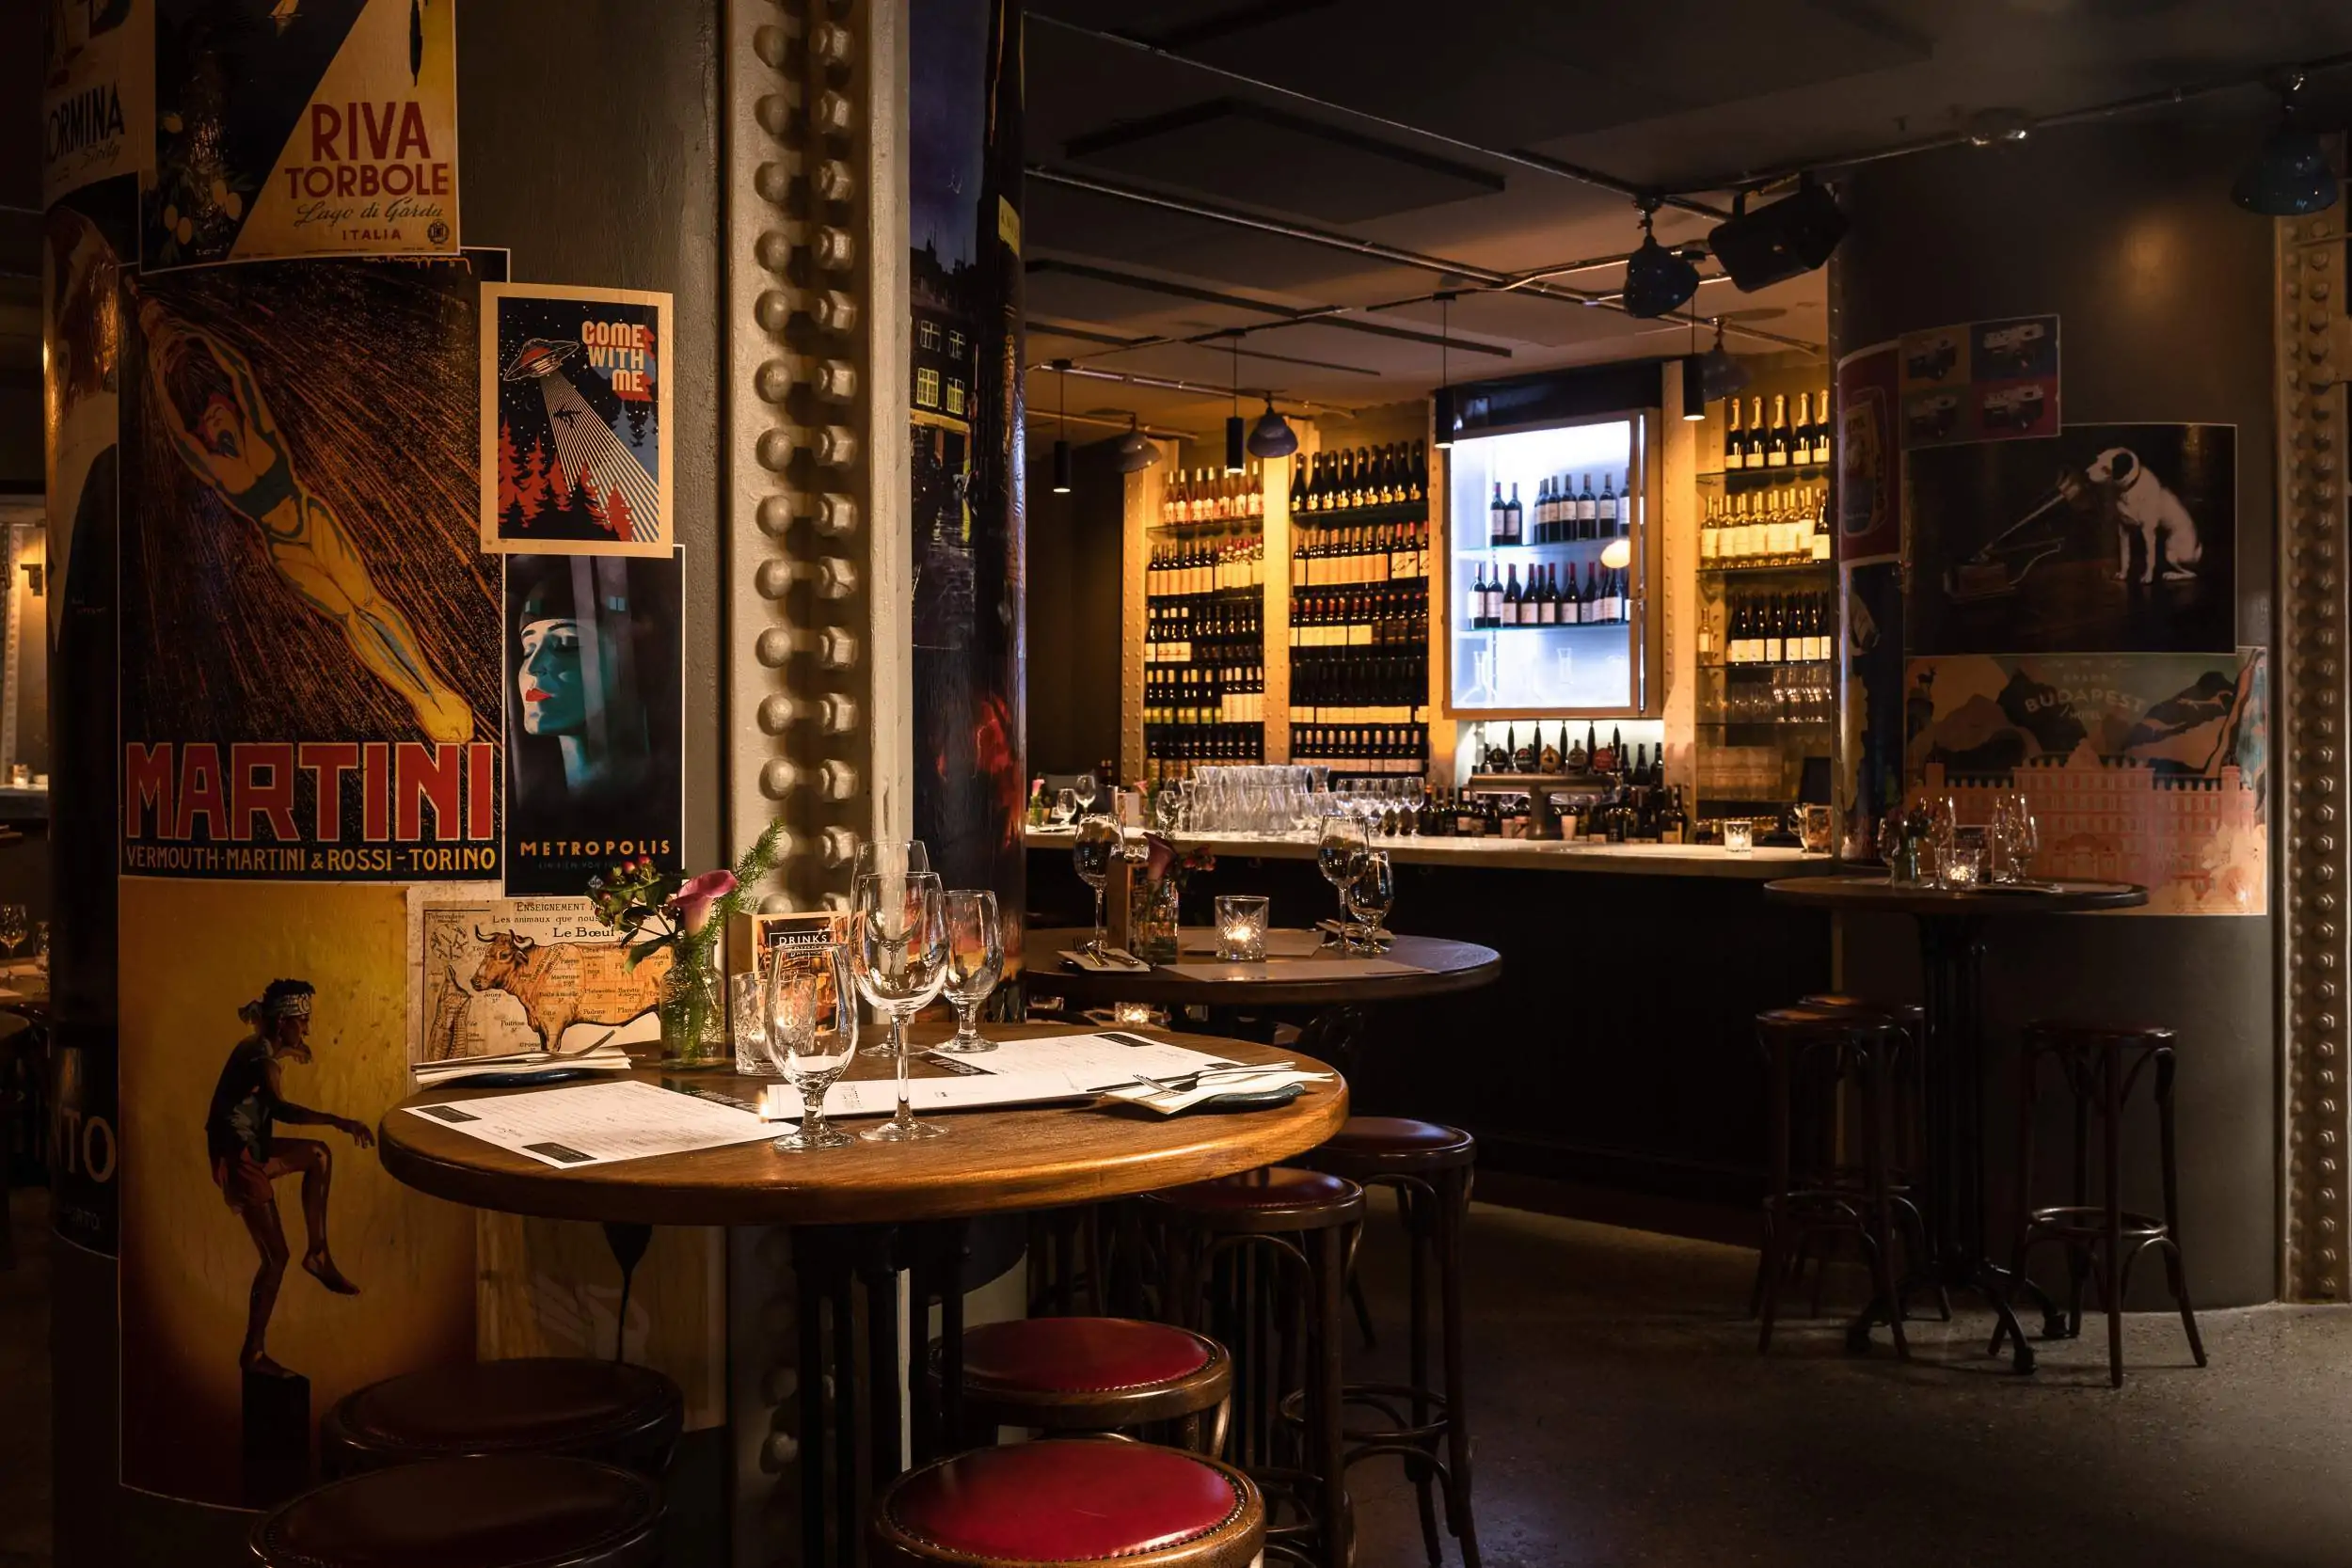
[1215,895,1269,961]
[1113,1001,1157,1027]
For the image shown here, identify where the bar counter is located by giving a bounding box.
[1023,827,1837,1226]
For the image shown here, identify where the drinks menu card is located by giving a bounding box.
[404,1079,775,1168]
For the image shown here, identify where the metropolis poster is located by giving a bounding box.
[147,0,457,269]
[480,283,674,556]
[119,257,503,880]
[501,550,685,897]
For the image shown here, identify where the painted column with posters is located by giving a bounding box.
[909,0,1026,967]
[1833,341,1902,861]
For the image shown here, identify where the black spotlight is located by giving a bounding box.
[1246,399,1298,459]
[1051,437,1073,494]
[1622,207,1700,320]
[2235,75,2338,215]
[1679,355,1708,420]
[1708,178,1849,292]
[1698,316,1752,402]
[1114,420,1161,474]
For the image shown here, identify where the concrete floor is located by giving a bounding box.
[9,1185,2352,1566]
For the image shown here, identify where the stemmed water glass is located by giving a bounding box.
[763,941,858,1151]
[854,839,930,879]
[1990,792,2040,883]
[1346,848,1396,952]
[0,905,26,960]
[1072,815,1122,959]
[1074,772,1100,816]
[937,889,1003,1054]
[1049,788,1078,827]
[851,870,950,1142]
[1316,811,1370,942]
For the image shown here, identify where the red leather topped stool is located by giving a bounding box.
[249,1453,662,1568]
[872,1439,1263,1568]
[1300,1117,1481,1568]
[945,1316,1232,1453]
[1997,1020,2206,1387]
[1143,1167,1365,1568]
[320,1356,684,1479]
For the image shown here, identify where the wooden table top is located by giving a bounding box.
[1764,874,2148,919]
[379,1022,1347,1227]
[1022,927,1501,1006]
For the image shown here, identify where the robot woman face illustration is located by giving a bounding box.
[516,616,591,737]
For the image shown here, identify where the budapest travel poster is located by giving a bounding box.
[1904,649,2267,915]
[119,258,501,880]
[481,283,673,556]
[148,0,456,269]
[501,551,685,896]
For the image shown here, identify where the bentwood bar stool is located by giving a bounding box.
[1997,1019,2207,1387]
[1143,1166,1365,1568]
[1752,1005,1915,1357]
[1299,1116,1484,1568]
[941,1315,1232,1452]
[249,1453,662,1568]
[870,1440,1264,1568]
[320,1356,685,1479]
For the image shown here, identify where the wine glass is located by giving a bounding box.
[1346,848,1396,952]
[764,942,857,1151]
[1316,812,1370,940]
[854,839,930,879]
[1072,815,1122,959]
[937,889,1004,1054]
[0,905,27,959]
[851,870,949,1142]
[1153,787,1182,833]
[1074,772,1100,816]
[1050,788,1077,827]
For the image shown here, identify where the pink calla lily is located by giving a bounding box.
[669,869,738,935]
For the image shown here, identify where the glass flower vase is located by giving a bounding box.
[657,944,728,1069]
[1132,878,1181,963]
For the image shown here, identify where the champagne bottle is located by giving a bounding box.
[1767,394,1790,468]
[1724,398,1743,471]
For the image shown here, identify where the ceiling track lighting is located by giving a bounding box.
[1621,201,1702,320]
[2234,71,2340,215]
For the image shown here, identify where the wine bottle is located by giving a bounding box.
[1507,482,1524,546]
[1502,564,1521,627]
[1469,562,1488,630]
[1578,473,1597,539]
[1813,387,1833,464]
[1724,398,1743,471]
[1598,472,1619,535]
[1488,482,1505,547]
[1745,396,1766,470]
[1791,393,1811,468]
[1767,394,1790,468]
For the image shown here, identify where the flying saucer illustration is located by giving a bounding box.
[501,332,658,542]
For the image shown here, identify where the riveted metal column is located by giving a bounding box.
[2281,186,2352,1303]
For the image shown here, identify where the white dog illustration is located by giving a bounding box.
[2062,447,2203,583]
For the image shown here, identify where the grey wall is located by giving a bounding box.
[1833,113,2280,1306]
[1023,436,1124,785]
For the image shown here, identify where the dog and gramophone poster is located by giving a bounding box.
[1905,421,2236,657]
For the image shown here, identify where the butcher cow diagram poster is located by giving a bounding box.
[1904,648,2267,915]
[1899,313,2060,449]
[412,896,666,1063]
[148,0,456,270]
[1906,422,2235,657]
[481,283,673,555]
[119,258,502,880]
[501,550,684,896]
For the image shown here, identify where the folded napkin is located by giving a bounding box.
[1058,947,1151,973]
[413,1041,634,1086]
[1101,1068,1332,1117]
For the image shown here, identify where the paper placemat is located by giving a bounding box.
[404,1078,775,1168]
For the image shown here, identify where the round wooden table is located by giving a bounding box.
[1764,875,2146,1370]
[1022,927,1501,1009]
[381,1022,1347,1227]
[382,1021,1343,1568]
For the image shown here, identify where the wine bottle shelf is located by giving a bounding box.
[1699,462,1830,485]
[1698,559,1835,577]
[1294,499,1429,527]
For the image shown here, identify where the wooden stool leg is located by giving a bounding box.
[2067,1055,2092,1338]
[1437,1164,1483,1568]
[1862,1040,1909,1362]
[1756,1031,1792,1353]
[2101,1039,2126,1388]
[1403,1185,1441,1568]
[1994,1042,2041,1356]
[2153,1047,2208,1369]
[1314,1223,1351,1568]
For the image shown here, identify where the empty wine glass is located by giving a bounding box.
[1074,772,1100,815]
[0,905,26,959]
[1049,788,1077,827]
[937,889,1004,1054]
[1346,848,1396,952]
[1072,815,1122,959]
[1153,787,1182,833]
[764,942,858,1151]
[853,839,930,879]
[1991,791,2040,883]
[851,870,949,1142]
[1316,812,1369,940]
